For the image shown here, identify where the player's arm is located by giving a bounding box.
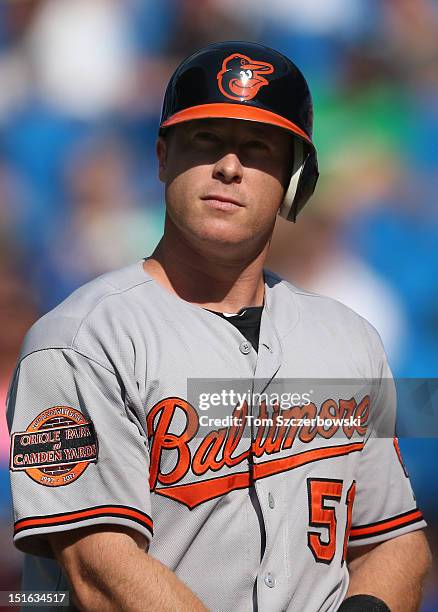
[345,530,431,612]
[8,347,205,609]
[341,326,431,611]
[48,526,208,612]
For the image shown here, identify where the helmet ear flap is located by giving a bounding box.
[278,140,319,222]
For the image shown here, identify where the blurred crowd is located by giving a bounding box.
[0,0,437,607]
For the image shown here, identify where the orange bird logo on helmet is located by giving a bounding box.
[217,53,275,101]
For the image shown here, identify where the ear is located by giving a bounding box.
[156,136,167,182]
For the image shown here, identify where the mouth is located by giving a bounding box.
[201,194,244,212]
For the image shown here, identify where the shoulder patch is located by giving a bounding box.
[10,406,98,487]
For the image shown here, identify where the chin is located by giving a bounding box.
[201,217,252,241]
[199,230,247,247]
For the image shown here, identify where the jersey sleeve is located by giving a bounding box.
[7,348,153,558]
[348,334,426,548]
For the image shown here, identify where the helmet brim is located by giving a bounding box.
[159,102,312,144]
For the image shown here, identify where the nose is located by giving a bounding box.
[212,152,243,184]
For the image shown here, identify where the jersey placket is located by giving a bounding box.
[250,309,286,611]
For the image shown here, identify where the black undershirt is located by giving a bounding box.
[206,306,263,352]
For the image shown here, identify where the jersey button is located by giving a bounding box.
[239,341,251,354]
[264,573,276,588]
[268,492,275,509]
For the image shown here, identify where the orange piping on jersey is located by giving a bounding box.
[14,505,153,534]
[349,508,423,539]
[155,442,364,509]
[393,436,409,477]
[160,103,312,143]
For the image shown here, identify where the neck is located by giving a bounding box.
[144,220,270,312]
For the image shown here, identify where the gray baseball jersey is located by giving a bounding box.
[7,260,425,612]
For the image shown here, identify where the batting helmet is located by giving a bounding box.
[159,41,318,222]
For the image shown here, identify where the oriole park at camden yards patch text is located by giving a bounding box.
[10,406,98,487]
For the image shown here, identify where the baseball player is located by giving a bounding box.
[7,42,430,612]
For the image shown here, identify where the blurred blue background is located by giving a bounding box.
[0,0,437,607]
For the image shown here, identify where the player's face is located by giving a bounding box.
[156,118,293,252]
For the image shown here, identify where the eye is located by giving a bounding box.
[239,69,252,83]
[192,131,220,144]
[245,139,269,152]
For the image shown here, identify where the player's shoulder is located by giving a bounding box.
[19,261,151,363]
[265,269,385,352]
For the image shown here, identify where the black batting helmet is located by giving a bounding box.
[159,41,319,222]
